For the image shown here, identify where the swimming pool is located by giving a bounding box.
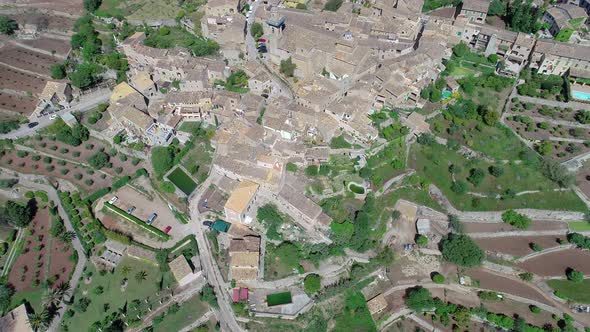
[572,90,590,101]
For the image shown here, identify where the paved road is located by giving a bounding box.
[188,178,244,332]
[0,89,111,139]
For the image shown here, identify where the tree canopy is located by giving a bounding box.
[151,146,175,177]
[250,22,263,40]
[0,16,18,35]
[405,287,435,312]
[303,274,321,295]
[280,57,297,77]
[501,210,531,229]
[83,0,102,12]
[440,234,484,267]
[87,151,110,169]
[1,200,36,227]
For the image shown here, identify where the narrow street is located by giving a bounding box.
[189,181,244,332]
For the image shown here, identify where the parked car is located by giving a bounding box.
[127,206,136,214]
[27,122,39,128]
[202,220,213,227]
[146,213,157,225]
[49,114,58,120]
[257,38,266,43]
[108,196,118,204]
[164,226,172,234]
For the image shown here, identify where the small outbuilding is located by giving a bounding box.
[366,294,388,316]
[169,255,200,287]
[416,218,431,235]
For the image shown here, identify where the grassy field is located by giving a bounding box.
[548,279,590,303]
[264,243,300,280]
[568,222,590,231]
[9,288,44,313]
[429,116,528,160]
[180,143,212,185]
[97,0,183,20]
[383,186,445,212]
[154,295,209,332]
[364,138,406,188]
[167,167,197,195]
[409,143,586,211]
[61,257,175,331]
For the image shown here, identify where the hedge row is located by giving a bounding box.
[104,202,170,240]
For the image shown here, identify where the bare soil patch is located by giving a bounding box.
[474,235,566,257]
[517,249,590,277]
[20,38,71,57]
[4,0,84,15]
[48,235,74,287]
[8,208,50,291]
[0,91,37,115]
[28,137,143,177]
[467,268,551,305]
[0,150,113,191]
[0,65,47,94]
[0,44,59,76]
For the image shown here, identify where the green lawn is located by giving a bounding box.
[61,258,175,331]
[429,116,528,160]
[383,187,445,212]
[568,222,590,231]
[154,295,209,332]
[547,279,590,303]
[167,167,197,195]
[267,292,292,306]
[9,288,44,314]
[180,143,212,184]
[96,0,183,20]
[264,243,300,280]
[409,143,586,211]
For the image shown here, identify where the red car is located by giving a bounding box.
[257,38,266,42]
[164,226,172,234]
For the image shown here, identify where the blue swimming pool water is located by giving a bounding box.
[572,90,590,101]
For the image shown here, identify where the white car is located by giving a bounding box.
[49,114,58,120]
[108,196,118,204]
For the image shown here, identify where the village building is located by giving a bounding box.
[34,81,72,117]
[169,255,201,287]
[458,0,491,24]
[543,4,588,37]
[229,235,261,283]
[224,180,260,223]
[0,304,32,332]
[366,294,388,316]
[530,40,590,76]
[130,71,157,98]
